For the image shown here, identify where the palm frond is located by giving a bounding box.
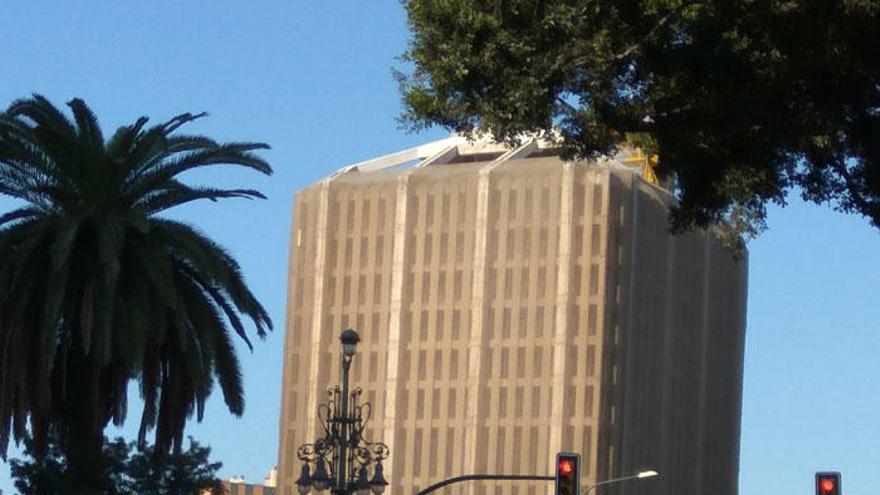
[3,218,55,291]
[175,273,220,374]
[93,270,119,365]
[122,125,172,185]
[154,219,272,337]
[127,233,178,310]
[95,213,125,284]
[67,98,105,152]
[180,264,254,351]
[38,264,69,375]
[105,116,150,159]
[0,130,61,182]
[137,185,266,214]
[49,215,83,270]
[107,363,130,427]
[122,143,272,205]
[161,112,208,134]
[112,259,150,371]
[6,95,75,137]
[137,351,161,449]
[206,324,244,416]
[0,207,41,227]
[165,134,219,152]
[5,96,79,180]
[79,282,96,355]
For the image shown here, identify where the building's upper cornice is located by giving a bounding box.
[330,133,664,188]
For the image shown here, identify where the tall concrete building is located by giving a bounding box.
[277,136,748,495]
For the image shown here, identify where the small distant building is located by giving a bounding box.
[264,467,278,488]
[222,481,276,495]
[204,470,277,495]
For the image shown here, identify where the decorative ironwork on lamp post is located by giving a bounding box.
[296,329,390,495]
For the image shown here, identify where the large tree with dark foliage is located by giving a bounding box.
[0,95,272,493]
[10,434,225,495]
[400,0,880,244]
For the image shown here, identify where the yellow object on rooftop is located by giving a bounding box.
[622,148,660,186]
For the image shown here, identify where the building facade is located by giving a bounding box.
[218,481,276,495]
[277,137,748,495]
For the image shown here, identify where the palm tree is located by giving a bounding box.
[0,95,273,494]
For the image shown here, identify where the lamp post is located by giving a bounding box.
[295,330,390,495]
[581,470,658,494]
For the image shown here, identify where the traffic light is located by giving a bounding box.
[816,472,841,495]
[555,452,581,495]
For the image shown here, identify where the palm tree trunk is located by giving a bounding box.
[66,422,104,495]
[64,346,105,495]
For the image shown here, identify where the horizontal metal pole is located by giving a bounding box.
[417,474,554,495]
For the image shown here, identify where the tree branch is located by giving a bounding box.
[831,159,880,222]
[614,2,697,61]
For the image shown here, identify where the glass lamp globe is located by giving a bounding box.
[369,462,388,495]
[296,464,312,495]
[340,329,360,357]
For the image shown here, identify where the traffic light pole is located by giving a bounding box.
[416,474,554,495]
[581,474,642,494]
[415,454,656,495]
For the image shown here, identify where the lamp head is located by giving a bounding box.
[637,470,659,479]
[356,466,370,495]
[340,329,360,357]
[312,458,331,491]
[369,461,389,494]
[296,464,312,495]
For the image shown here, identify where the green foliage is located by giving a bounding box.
[8,435,68,495]
[401,0,880,244]
[125,437,224,495]
[0,95,273,491]
[10,434,224,495]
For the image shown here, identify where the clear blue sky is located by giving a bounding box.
[0,2,877,494]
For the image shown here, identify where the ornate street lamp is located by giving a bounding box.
[296,330,390,495]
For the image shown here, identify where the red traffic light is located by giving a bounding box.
[558,459,574,475]
[816,472,841,495]
[555,452,580,495]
